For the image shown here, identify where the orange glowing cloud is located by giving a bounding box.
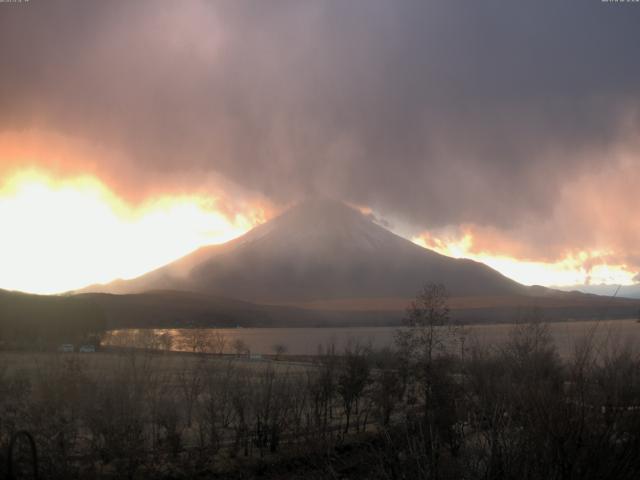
[410,144,640,288]
[412,228,637,287]
[0,129,234,205]
[0,169,270,294]
[0,130,119,188]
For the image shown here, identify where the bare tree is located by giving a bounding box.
[180,329,209,353]
[337,342,371,433]
[232,338,249,357]
[176,358,204,427]
[309,342,338,437]
[209,331,227,355]
[158,331,173,352]
[198,361,236,454]
[272,343,287,360]
[394,283,461,476]
[372,368,402,427]
[395,283,458,366]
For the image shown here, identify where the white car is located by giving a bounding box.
[79,345,96,353]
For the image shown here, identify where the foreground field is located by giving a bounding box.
[4,320,640,479]
[0,350,311,378]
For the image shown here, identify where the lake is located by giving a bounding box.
[106,318,640,358]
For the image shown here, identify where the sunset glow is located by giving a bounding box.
[2,166,635,295]
[412,232,637,288]
[0,170,264,294]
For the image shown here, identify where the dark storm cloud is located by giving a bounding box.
[1,0,640,229]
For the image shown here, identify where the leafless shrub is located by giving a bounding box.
[272,343,287,360]
[232,338,249,357]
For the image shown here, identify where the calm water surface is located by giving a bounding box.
[108,319,640,358]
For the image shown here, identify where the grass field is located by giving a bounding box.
[0,349,312,380]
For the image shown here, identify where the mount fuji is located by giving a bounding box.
[81,198,526,303]
[74,198,640,326]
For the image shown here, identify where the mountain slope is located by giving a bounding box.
[82,198,527,302]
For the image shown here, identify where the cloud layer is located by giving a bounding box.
[1,0,640,279]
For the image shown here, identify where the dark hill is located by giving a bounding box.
[0,289,105,344]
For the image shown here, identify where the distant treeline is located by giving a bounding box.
[0,290,106,346]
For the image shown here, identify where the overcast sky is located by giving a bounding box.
[1,0,640,288]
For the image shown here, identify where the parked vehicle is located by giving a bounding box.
[79,345,96,353]
[58,344,74,353]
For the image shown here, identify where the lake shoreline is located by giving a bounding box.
[106,318,640,358]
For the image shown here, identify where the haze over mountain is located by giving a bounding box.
[556,283,640,300]
[81,198,527,303]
